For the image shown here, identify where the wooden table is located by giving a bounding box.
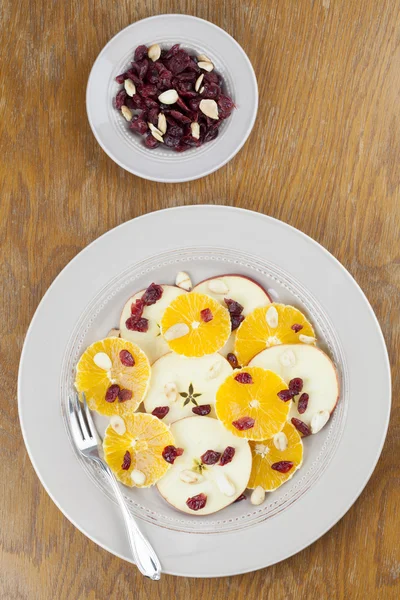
[2,0,399,598]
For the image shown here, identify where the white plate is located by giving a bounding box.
[86,15,258,182]
[18,206,391,577]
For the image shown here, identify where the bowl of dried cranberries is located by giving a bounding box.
[86,15,258,182]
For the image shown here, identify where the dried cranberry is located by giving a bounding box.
[152,406,170,419]
[297,393,309,414]
[125,70,141,85]
[200,308,213,322]
[230,314,245,331]
[115,89,127,109]
[175,71,197,82]
[105,384,120,402]
[115,74,126,84]
[234,372,253,384]
[135,59,149,80]
[235,493,246,503]
[138,84,158,98]
[147,107,159,126]
[130,299,144,319]
[218,95,235,118]
[142,283,163,306]
[291,323,303,333]
[144,134,159,148]
[167,110,192,124]
[126,94,145,111]
[162,445,184,464]
[289,378,303,394]
[200,450,221,465]
[130,117,149,135]
[134,45,148,62]
[118,389,132,402]
[202,83,221,99]
[224,298,244,316]
[192,404,211,416]
[119,349,135,367]
[146,68,159,85]
[219,446,235,466]
[164,134,181,148]
[125,316,149,332]
[163,43,180,59]
[143,97,159,109]
[186,493,207,511]
[189,98,201,112]
[204,71,220,85]
[176,97,191,113]
[277,389,297,401]
[271,461,294,473]
[291,417,312,437]
[166,123,184,137]
[232,416,255,430]
[121,451,131,470]
[165,50,191,74]
[227,353,240,369]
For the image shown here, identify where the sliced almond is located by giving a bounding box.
[148,122,164,143]
[175,271,192,291]
[121,105,133,121]
[107,328,120,338]
[199,99,219,120]
[208,278,229,294]
[93,352,112,371]
[148,43,161,62]
[164,382,178,403]
[158,89,179,105]
[197,53,212,63]
[131,469,146,486]
[279,349,296,367]
[273,431,288,451]
[157,112,167,134]
[266,306,279,328]
[199,86,205,94]
[164,323,190,341]
[110,415,126,436]
[180,470,203,484]
[299,334,316,344]
[215,472,236,497]
[191,122,200,140]
[195,74,204,92]
[198,61,214,72]
[250,486,265,506]
[124,79,136,97]
[311,410,330,434]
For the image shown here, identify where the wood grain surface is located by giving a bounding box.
[1,0,399,598]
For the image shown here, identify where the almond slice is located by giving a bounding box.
[121,105,133,121]
[148,43,161,62]
[197,53,212,63]
[273,431,288,451]
[208,278,228,294]
[266,306,279,328]
[158,89,179,104]
[124,79,136,97]
[175,271,192,290]
[164,323,190,341]
[195,74,204,92]
[215,472,236,497]
[198,61,214,72]
[199,99,219,120]
[299,334,316,344]
[148,123,164,143]
[250,486,265,506]
[199,86,205,94]
[311,410,330,434]
[191,122,200,140]
[131,469,146,485]
[180,470,204,484]
[157,112,167,134]
[93,352,112,371]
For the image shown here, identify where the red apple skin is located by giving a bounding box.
[156,484,249,516]
[193,274,272,303]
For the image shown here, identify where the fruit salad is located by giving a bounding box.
[75,272,339,515]
[114,43,235,151]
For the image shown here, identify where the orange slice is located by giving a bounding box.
[215,366,291,441]
[234,303,316,365]
[103,413,174,487]
[160,292,231,357]
[248,422,303,491]
[75,337,150,417]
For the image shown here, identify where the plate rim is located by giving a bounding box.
[18,205,391,577]
[85,14,259,183]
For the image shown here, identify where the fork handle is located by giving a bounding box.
[94,458,162,580]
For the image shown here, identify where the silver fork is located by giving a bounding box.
[68,393,162,580]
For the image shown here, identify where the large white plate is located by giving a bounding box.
[18,206,391,577]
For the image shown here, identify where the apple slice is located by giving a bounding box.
[193,275,271,355]
[249,344,339,432]
[119,285,187,364]
[157,416,252,515]
[144,352,232,424]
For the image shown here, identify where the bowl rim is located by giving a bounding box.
[86,13,259,182]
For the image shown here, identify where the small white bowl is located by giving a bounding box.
[86,14,258,183]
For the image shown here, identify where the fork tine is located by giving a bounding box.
[82,393,100,442]
[74,393,90,441]
[68,396,84,444]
